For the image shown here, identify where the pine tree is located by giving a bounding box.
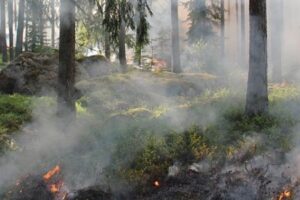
[245,0,268,116]
[16,0,25,57]
[0,0,8,62]
[171,0,181,73]
[57,0,76,119]
[8,0,14,60]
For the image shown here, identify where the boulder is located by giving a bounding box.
[77,55,119,78]
[0,53,115,95]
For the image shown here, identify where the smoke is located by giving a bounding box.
[2,0,300,198]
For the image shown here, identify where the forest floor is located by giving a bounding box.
[0,69,300,199]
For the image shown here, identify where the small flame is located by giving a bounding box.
[153,180,160,188]
[278,189,292,200]
[43,165,61,182]
[50,184,60,193]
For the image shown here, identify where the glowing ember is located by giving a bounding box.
[153,180,160,188]
[278,189,292,200]
[50,184,60,193]
[43,165,61,181]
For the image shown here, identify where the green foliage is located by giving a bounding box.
[26,0,48,51]
[184,0,221,42]
[0,95,32,153]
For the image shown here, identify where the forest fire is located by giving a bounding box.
[42,165,67,200]
[43,165,61,182]
[276,188,292,200]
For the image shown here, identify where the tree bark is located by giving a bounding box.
[220,0,225,59]
[51,0,55,47]
[24,2,28,52]
[8,0,14,60]
[271,0,283,83]
[171,0,181,73]
[31,0,38,51]
[57,0,76,119]
[38,6,44,47]
[245,0,268,116]
[14,0,17,29]
[16,0,25,57]
[104,32,110,61]
[240,0,246,67]
[119,4,127,72]
[0,0,8,63]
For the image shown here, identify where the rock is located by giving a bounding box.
[0,53,115,95]
[77,55,119,78]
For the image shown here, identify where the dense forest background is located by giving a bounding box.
[0,0,300,200]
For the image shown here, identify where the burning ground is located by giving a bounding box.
[0,70,300,199]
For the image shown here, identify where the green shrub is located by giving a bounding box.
[0,95,32,153]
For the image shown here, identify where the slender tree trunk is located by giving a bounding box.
[38,8,44,47]
[15,0,25,57]
[8,0,14,61]
[171,0,181,73]
[0,0,8,63]
[104,32,110,61]
[24,4,28,51]
[57,0,76,118]
[119,5,127,71]
[103,2,110,61]
[245,0,268,116]
[220,0,225,58]
[14,0,17,29]
[135,22,142,66]
[235,0,239,26]
[240,0,246,67]
[235,0,240,64]
[271,0,283,83]
[227,0,230,15]
[31,0,37,51]
[51,0,55,47]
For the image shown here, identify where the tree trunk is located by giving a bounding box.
[245,0,268,116]
[220,0,225,59]
[8,0,14,61]
[104,32,110,61]
[14,0,17,29]
[135,23,142,66]
[235,0,240,65]
[0,0,8,63]
[31,0,38,51]
[171,0,181,73]
[15,0,25,57]
[57,0,76,119]
[271,0,283,83]
[24,3,28,52]
[240,0,246,67]
[51,0,55,47]
[38,8,44,47]
[119,5,127,72]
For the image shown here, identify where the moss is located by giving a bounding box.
[0,94,32,153]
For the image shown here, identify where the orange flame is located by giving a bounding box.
[49,180,64,193]
[43,165,61,182]
[278,189,292,200]
[50,184,60,193]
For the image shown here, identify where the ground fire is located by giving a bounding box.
[276,188,292,200]
[153,180,160,188]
